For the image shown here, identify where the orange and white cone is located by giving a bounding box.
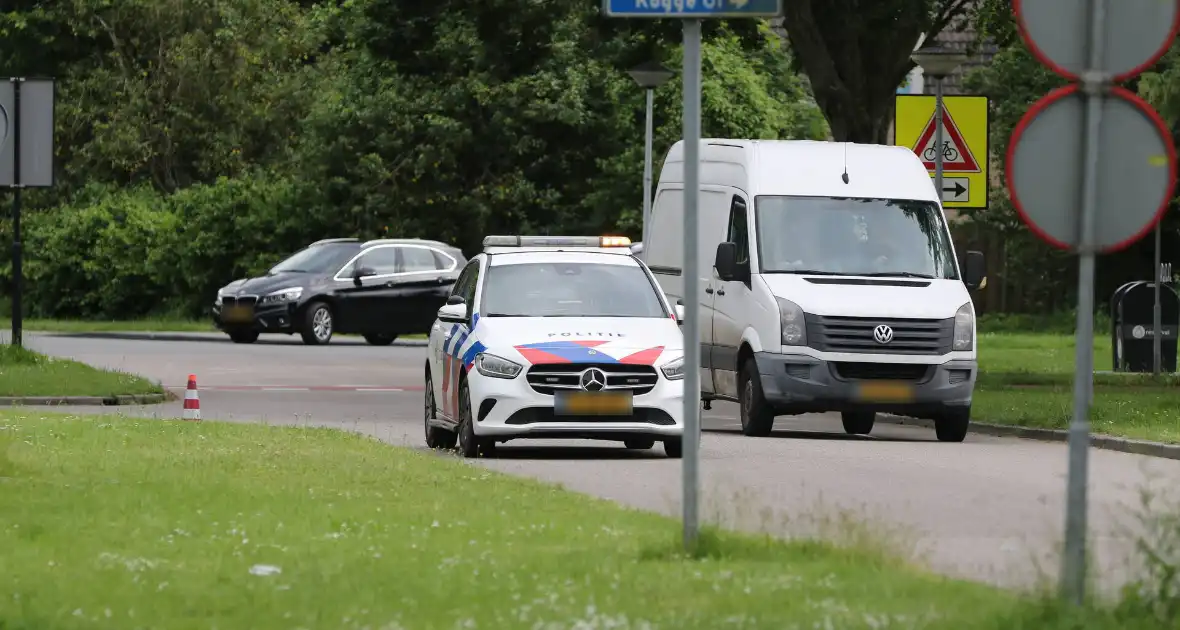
[183,374,201,421]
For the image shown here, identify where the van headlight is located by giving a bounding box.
[475,353,522,379]
[660,356,685,380]
[776,297,806,346]
[952,302,974,351]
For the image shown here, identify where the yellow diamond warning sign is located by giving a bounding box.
[894,94,990,210]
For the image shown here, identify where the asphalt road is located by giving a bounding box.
[19,332,1180,594]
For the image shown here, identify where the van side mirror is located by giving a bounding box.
[437,302,467,324]
[715,242,738,281]
[962,251,986,291]
[674,301,685,324]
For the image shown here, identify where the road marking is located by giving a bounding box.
[261,387,310,392]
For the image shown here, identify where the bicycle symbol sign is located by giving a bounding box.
[923,141,959,163]
[893,94,990,210]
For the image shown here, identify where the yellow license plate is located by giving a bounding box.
[555,391,633,416]
[855,381,914,403]
[222,304,254,323]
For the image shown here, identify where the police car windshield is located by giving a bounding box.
[482,261,666,318]
[755,196,958,280]
[269,243,357,275]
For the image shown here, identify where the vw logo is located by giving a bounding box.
[579,368,607,392]
[873,324,894,344]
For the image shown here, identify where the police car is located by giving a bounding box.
[424,235,686,459]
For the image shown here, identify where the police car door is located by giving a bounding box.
[434,258,480,421]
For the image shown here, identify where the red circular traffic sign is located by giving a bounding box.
[1013,0,1180,82]
[1006,84,1177,253]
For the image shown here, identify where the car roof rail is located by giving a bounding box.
[361,237,454,248]
[310,238,361,246]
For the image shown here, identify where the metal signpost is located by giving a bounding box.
[0,77,56,348]
[603,0,783,549]
[1008,0,1180,605]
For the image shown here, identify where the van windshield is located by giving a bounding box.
[754,196,959,279]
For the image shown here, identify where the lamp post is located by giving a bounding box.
[911,45,969,204]
[628,60,674,253]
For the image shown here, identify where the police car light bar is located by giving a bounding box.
[482,235,632,249]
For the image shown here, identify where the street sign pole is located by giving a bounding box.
[934,77,945,200]
[1010,0,1180,606]
[680,17,702,549]
[603,0,784,552]
[1155,223,1163,376]
[1061,0,1105,594]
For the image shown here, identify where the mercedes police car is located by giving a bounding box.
[424,235,686,459]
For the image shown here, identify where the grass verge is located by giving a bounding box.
[977,333,1180,444]
[0,345,163,398]
[22,318,215,333]
[0,412,1055,629]
[19,318,428,340]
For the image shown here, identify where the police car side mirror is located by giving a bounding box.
[438,302,467,324]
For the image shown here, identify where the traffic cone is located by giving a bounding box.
[183,374,201,421]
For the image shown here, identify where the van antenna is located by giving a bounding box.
[841,143,850,184]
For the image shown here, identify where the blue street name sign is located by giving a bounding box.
[602,0,783,18]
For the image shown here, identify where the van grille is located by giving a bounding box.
[805,314,953,355]
[526,364,658,396]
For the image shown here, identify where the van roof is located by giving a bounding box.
[658,139,939,204]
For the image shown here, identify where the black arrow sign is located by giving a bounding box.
[942,181,966,197]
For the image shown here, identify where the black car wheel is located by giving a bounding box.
[424,371,457,449]
[300,301,333,345]
[364,333,397,346]
[228,330,259,344]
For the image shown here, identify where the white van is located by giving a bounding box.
[643,139,986,442]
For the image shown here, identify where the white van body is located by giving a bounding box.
[644,139,981,442]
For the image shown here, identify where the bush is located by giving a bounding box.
[12,173,334,320]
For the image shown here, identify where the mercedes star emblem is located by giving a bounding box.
[873,324,894,344]
[579,368,606,391]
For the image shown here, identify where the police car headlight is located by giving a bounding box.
[952,302,974,351]
[660,356,685,380]
[475,353,522,379]
[260,287,303,305]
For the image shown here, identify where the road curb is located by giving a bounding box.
[38,331,430,347]
[0,393,169,407]
[878,415,1180,460]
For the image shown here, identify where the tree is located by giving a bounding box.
[780,0,987,143]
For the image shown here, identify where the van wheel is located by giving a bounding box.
[841,412,875,435]
[935,407,971,443]
[739,358,775,437]
[364,333,397,346]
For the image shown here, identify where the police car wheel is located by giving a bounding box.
[456,377,493,458]
[663,438,683,458]
[424,372,456,450]
[623,439,655,450]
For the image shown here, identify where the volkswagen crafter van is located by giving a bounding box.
[643,139,986,442]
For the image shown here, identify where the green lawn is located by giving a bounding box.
[0,412,1059,629]
[0,345,163,398]
[976,333,1180,444]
